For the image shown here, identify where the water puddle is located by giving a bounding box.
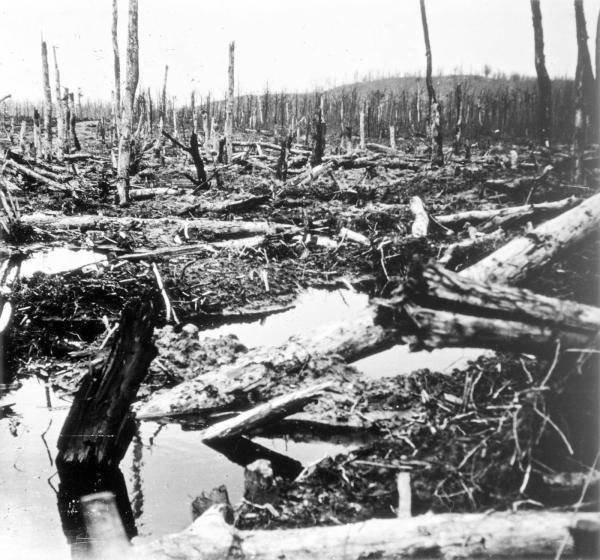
[9,248,108,279]
[0,377,348,556]
[198,287,491,376]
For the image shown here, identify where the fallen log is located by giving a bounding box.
[199,382,332,441]
[438,228,506,268]
[377,263,600,355]
[483,164,553,195]
[176,194,270,217]
[4,155,71,192]
[461,191,600,284]
[20,212,298,238]
[129,187,183,200]
[57,299,157,469]
[133,508,599,559]
[135,311,395,419]
[434,196,581,230]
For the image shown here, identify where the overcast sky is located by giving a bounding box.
[0,0,598,103]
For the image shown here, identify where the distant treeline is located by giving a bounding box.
[0,74,576,145]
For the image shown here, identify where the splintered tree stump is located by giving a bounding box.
[244,460,279,505]
[57,299,157,469]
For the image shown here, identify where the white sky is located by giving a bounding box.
[0,0,598,103]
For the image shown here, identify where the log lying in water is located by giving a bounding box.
[133,507,599,560]
[376,264,600,355]
[460,192,600,284]
[135,311,395,420]
[57,300,157,469]
[20,212,298,238]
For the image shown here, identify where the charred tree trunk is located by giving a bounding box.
[56,299,157,469]
[310,97,325,166]
[225,42,235,164]
[116,0,139,206]
[153,65,168,159]
[530,0,552,147]
[41,40,52,160]
[112,0,121,136]
[419,0,443,165]
[453,83,463,155]
[69,92,81,151]
[276,134,291,181]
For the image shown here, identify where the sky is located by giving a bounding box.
[0,0,598,103]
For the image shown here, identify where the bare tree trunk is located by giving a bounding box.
[453,83,463,154]
[530,0,552,147]
[32,108,41,158]
[41,39,52,160]
[52,46,65,156]
[574,0,596,135]
[112,0,121,136]
[70,93,81,151]
[153,65,168,159]
[595,8,600,140]
[419,0,443,165]
[116,0,139,206]
[225,42,235,163]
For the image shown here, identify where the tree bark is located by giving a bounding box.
[57,299,157,469]
[460,192,600,284]
[52,46,66,155]
[41,40,53,160]
[116,0,139,206]
[419,0,443,165]
[574,0,596,136]
[225,42,235,163]
[112,0,121,135]
[453,83,463,154]
[134,509,598,560]
[530,0,552,147]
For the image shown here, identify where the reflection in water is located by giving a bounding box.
[56,465,137,559]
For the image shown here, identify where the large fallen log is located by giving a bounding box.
[434,196,581,229]
[176,194,270,217]
[133,507,598,559]
[460,191,600,284]
[20,212,298,238]
[135,311,395,419]
[377,263,600,355]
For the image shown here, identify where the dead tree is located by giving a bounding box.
[57,299,157,469]
[41,39,52,160]
[225,42,235,163]
[161,128,208,187]
[419,0,443,165]
[52,47,66,155]
[33,108,41,158]
[116,0,139,206]
[310,96,326,166]
[69,92,81,151]
[530,0,552,147]
[596,10,600,137]
[453,83,463,155]
[574,0,596,135]
[153,65,168,159]
[112,0,121,135]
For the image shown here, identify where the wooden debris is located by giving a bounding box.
[461,191,600,284]
[133,510,599,559]
[377,263,600,355]
[199,382,332,441]
[245,459,279,506]
[57,299,157,469]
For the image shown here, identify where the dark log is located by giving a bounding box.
[56,299,157,469]
[530,0,552,147]
[376,263,600,356]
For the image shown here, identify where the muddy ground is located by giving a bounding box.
[1,120,599,537]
